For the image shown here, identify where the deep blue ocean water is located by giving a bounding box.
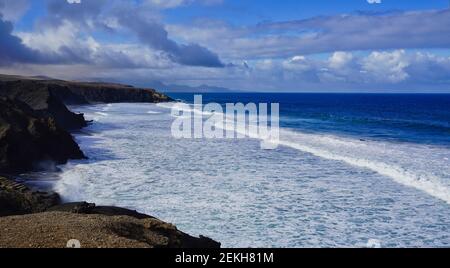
[169,93,450,146]
[31,93,450,247]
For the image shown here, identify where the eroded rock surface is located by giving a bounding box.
[0,176,60,216]
[0,97,85,173]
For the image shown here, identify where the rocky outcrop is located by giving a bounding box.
[0,79,87,130]
[0,176,60,217]
[0,211,220,248]
[0,97,85,173]
[0,181,221,248]
[46,81,173,104]
[0,74,172,130]
[0,74,214,249]
[46,202,220,248]
[48,202,155,219]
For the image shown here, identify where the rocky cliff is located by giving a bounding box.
[0,74,173,130]
[0,97,85,173]
[0,75,217,249]
[0,79,87,130]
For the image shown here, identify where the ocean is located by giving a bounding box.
[31,93,450,247]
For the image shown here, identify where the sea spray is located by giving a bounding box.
[170,95,280,149]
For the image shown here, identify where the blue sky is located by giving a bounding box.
[164,0,449,25]
[1,0,450,92]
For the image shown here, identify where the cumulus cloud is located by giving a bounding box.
[0,0,29,21]
[405,52,450,84]
[168,9,450,60]
[329,52,354,70]
[3,1,450,92]
[0,14,42,65]
[361,50,410,83]
[258,9,450,55]
[237,49,450,91]
[285,50,410,84]
[43,0,224,67]
[1,2,163,68]
[117,12,224,67]
[18,19,173,69]
[145,0,223,9]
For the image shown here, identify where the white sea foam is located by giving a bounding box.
[54,103,450,247]
[277,131,450,204]
[206,104,450,204]
[156,102,178,109]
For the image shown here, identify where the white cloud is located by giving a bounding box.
[17,19,173,69]
[146,0,186,9]
[282,55,314,72]
[145,0,223,9]
[0,0,30,21]
[362,50,409,83]
[165,9,450,61]
[329,52,354,70]
[3,0,450,92]
[18,20,80,53]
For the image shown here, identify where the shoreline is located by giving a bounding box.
[0,178,220,248]
[0,75,220,248]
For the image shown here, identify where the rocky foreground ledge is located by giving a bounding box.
[0,177,220,248]
[0,74,219,248]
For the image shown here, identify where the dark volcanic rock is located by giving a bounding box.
[0,80,87,130]
[0,97,85,173]
[46,81,173,104]
[0,176,60,216]
[0,75,172,130]
[0,75,216,248]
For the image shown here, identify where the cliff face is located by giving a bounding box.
[0,97,85,173]
[0,75,172,130]
[45,81,172,104]
[0,75,214,249]
[0,80,88,130]
[0,74,173,172]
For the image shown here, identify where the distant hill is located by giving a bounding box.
[164,84,238,93]
[140,80,239,93]
[0,73,239,94]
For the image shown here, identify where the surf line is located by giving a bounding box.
[170,95,280,150]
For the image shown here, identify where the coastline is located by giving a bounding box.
[3,76,450,247]
[0,178,220,248]
[0,75,220,248]
[58,95,450,247]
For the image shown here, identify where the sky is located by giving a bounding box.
[1,0,450,92]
